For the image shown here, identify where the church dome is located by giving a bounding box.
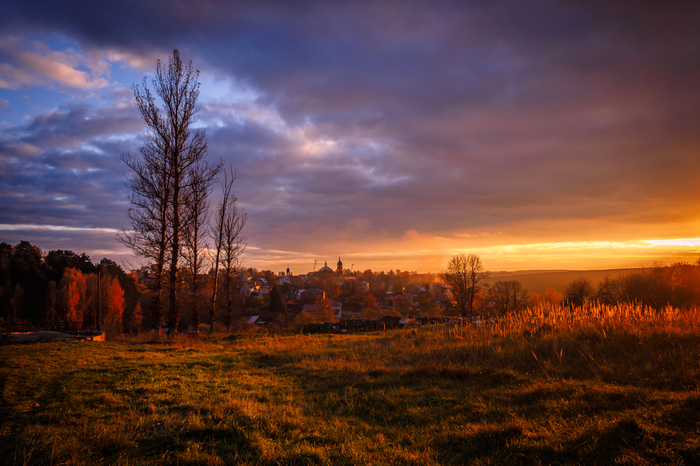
[318,261,333,273]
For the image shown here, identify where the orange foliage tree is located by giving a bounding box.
[362,294,378,310]
[314,297,336,322]
[361,294,381,319]
[103,277,125,335]
[59,268,87,329]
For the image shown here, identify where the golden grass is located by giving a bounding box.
[2,302,700,465]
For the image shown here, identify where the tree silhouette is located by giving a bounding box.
[121,49,221,335]
[442,254,488,316]
[488,280,527,314]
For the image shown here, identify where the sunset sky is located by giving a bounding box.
[1,1,700,274]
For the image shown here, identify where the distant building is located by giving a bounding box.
[299,286,325,304]
[318,261,333,273]
[278,265,292,285]
[331,300,342,320]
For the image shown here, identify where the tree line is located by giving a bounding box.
[563,262,700,309]
[442,253,700,316]
[0,241,140,333]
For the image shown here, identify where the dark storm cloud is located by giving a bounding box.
[2,0,700,267]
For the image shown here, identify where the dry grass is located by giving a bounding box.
[2,302,700,465]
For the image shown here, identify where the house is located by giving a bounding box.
[278,275,290,285]
[241,284,259,297]
[331,300,342,320]
[299,287,325,304]
[255,278,268,287]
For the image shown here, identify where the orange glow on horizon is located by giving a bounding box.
[245,237,700,274]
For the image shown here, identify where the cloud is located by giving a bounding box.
[1,1,700,271]
[0,36,111,91]
[0,100,140,232]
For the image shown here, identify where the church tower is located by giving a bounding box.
[337,256,343,273]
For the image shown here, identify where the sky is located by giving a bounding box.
[1,0,700,274]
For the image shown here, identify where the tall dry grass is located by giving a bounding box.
[6,302,700,464]
[227,302,700,390]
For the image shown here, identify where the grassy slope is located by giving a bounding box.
[2,306,700,465]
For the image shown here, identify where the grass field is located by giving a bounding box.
[2,304,700,465]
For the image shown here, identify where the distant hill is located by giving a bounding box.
[485,268,644,295]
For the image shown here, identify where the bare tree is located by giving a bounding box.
[122,49,219,336]
[220,187,247,331]
[565,277,594,307]
[119,144,172,332]
[442,253,488,316]
[488,280,527,314]
[595,276,622,305]
[182,162,220,332]
[209,166,237,333]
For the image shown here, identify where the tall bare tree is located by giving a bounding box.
[182,162,220,331]
[122,49,220,335]
[442,253,488,316]
[209,166,238,333]
[220,183,247,331]
[119,143,172,332]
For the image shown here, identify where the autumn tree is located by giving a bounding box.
[488,280,527,314]
[59,268,88,329]
[102,277,125,335]
[362,294,378,310]
[314,297,336,322]
[442,253,488,316]
[544,288,563,306]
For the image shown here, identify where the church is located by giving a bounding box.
[317,257,343,274]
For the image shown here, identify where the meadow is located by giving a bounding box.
[2,303,700,465]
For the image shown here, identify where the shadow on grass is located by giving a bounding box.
[437,425,524,464]
[436,418,700,465]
